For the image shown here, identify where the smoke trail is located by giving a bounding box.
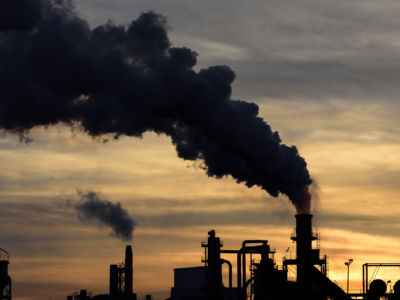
[0,0,312,212]
[74,191,136,241]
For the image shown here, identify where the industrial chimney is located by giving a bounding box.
[109,264,118,297]
[124,245,133,295]
[294,214,314,298]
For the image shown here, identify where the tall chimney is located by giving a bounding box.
[124,245,133,295]
[109,264,118,297]
[295,214,313,297]
[206,230,222,300]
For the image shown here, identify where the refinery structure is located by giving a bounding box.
[168,214,400,300]
[2,213,400,300]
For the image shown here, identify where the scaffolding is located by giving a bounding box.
[362,263,400,296]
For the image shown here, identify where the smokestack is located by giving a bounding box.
[295,214,314,297]
[124,245,133,295]
[205,230,223,300]
[109,264,118,297]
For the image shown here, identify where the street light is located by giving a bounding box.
[345,259,354,294]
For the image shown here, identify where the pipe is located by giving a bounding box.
[244,276,254,299]
[220,249,241,289]
[237,252,241,289]
[241,240,268,300]
[221,259,232,300]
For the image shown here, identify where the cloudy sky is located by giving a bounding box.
[1,0,400,299]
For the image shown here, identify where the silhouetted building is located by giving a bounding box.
[170,267,206,299]
[168,214,356,300]
[69,246,137,300]
[108,245,136,300]
[67,290,92,300]
[61,217,400,300]
[0,248,11,300]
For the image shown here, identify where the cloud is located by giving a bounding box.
[75,0,400,102]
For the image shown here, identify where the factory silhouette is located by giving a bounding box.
[3,213,399,300]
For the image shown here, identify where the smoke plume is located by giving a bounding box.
[0,0,312,212]
[74,191,136,241]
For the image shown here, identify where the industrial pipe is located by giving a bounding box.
[221,259,232,300]
[237,252,241,289]
[241,240,268,299]
[220,249,241,289]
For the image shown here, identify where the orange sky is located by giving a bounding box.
[2,0,400,299]
[1,97,400,300]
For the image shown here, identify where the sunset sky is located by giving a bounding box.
[1,0,400,300]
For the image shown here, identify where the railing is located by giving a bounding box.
[0,248,10,261]
[291,230,319,241]
[283,250,327,262]
[200,240,223,247]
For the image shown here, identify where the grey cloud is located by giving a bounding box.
[323,247,399,258]
[1,196,399,239]
[122,195,288,210]
[228,58,400,101]
[1,197,399,261]
[315,212,400,238]
[134,210,400,240]
[75,0,400,102]
[0,167,158,193]
[135,210,292,227]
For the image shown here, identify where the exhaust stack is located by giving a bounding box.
[295,214,314,297]
[125,245,133,295]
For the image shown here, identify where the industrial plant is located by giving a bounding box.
[2,214,400,300]
[66,213,400,300]
[67,245,143,300]
[167,214,400,300]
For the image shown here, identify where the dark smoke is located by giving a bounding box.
[0,0,312,212]
[0,0,47,31]
[74,191,136,241]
